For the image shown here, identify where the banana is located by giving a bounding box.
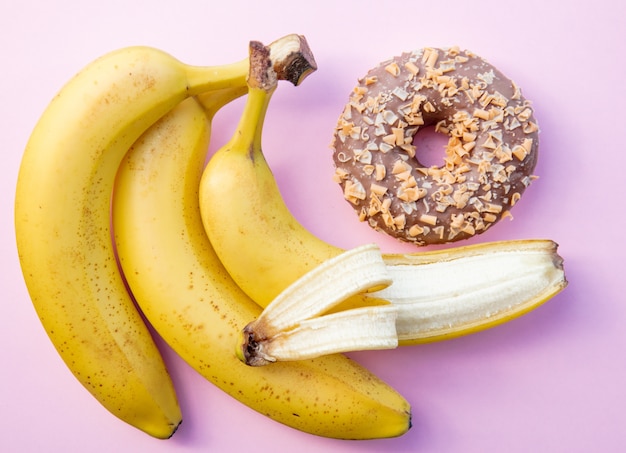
[111,41,411,439]
[198,61,568,346]
[14,45,258,438]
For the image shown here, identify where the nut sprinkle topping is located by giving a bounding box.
[331,47,539,245]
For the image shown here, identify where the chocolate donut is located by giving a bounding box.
[331,47,539,245]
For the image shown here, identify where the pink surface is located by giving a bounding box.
[1,1,623,451]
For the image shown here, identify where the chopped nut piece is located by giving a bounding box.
[423,48,439,68]
[517,107,533,122]
[485,203,503,214]
[404,61,420,77]
[419,214,438,226]
[370,183,388,196]
[333,167,349,183]
[392,86,410,101]
[344,180,366,203]
[385,62,401,76]
[392,160,412,175]
[473,108,490,120]
[393,214,406,229]
[523,121,538,134]
[501,210,514,221]
[375,164,386,181]
[512,145,528,161]
[383,134,397,146]
[408,224,424,236]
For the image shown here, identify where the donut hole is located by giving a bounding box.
[412,125,449,168]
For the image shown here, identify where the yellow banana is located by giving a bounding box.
[14,45,256,438]
[198,61,567,346]
[111,41,411,439]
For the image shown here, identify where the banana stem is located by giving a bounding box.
[237,86,273,156]
[224,42,277,157]
[248,41,278,91]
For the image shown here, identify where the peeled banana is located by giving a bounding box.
[14,45,261,438]
[111,41,411,439]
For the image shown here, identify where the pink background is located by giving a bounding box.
[2,1,623,451]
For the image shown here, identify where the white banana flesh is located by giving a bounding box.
[254,305,399,363]
[377,240,567,342]
[239,244,398,366]
[254,243,391,333]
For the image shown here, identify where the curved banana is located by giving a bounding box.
[198,64,568,346]
[14,46,254,438]
[111,48,411,438]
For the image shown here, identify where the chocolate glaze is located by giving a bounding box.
[331,47,539,245]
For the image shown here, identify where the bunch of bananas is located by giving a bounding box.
[15,34,567,441]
